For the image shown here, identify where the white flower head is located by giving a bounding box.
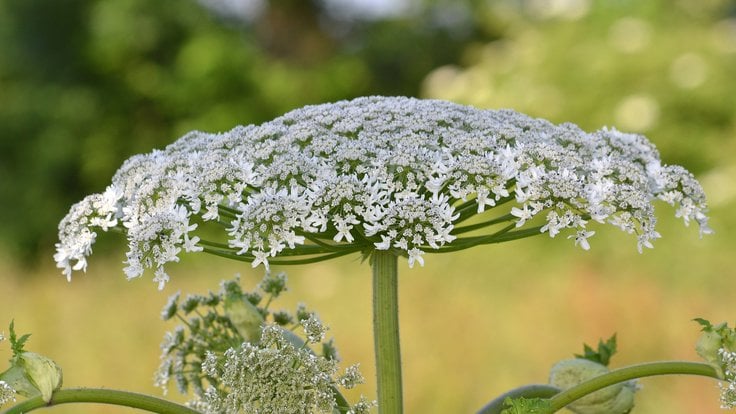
[338,364,365,390]
[569,230,596,251]
[56,97,711,286]
[407,248,425,268]
[719,348,736,409]
[0,381,16,408]
[302,313,328,344]
[196,324,354,414]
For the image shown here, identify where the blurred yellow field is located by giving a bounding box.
[1,2,735,413]
[2,198,733,413]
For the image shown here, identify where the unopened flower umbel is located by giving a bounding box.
[55,96,711,288]
[155,274,370,413]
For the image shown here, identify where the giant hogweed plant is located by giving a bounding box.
[1,96,731,413]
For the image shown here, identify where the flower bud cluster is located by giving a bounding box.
[0,380,14,407]
[695,319,736,409]
[155,273,371,412]
[718,349,736,409]
[194,323,365,414]
[56,97,711,287]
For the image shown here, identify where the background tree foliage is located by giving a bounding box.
[1,0,734,264]
[423,0,736,173]
[1,2,735,413]
[0,0,493,262]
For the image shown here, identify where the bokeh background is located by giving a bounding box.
[1,0,735,412]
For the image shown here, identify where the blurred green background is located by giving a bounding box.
[1,0,735,413]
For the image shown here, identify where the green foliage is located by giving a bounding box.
[5,0,732,264]
[575,334,617,367]
[7,321,30,358]
[0,0,490,262]
[423,0,736,174]
[695,317,713,330]
[694,318,736,376]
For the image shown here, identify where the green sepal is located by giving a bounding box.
[18,352,63,402]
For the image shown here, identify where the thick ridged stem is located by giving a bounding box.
[372,250,403,414]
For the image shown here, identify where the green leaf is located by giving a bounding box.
[8,320,31,357]
[574,334,617,367]
[694,318,713,330]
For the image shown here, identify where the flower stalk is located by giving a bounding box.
[372,251,403,414]
[0,388,201,414]
[547,361,719,412]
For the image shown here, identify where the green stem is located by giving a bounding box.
[1,388,200,414]
[548,361,720,412]
[435,225,542,253]
[451,213,516,235]
[372,250,403,414]
[333,385,352,414]
[201,246,359,265]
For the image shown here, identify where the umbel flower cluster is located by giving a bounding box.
[55,96,711,288]
[718,349,736,409]
[155,272,371,414]
[0,380,13,408]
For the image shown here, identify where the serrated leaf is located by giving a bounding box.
[574,334,617,366]
[8,321,31,357]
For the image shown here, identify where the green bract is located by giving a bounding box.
[223,292,264,343]
[694,319,736,408]
[0,322,63,404]
[0,351,63,404]
[549,359,636,414]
